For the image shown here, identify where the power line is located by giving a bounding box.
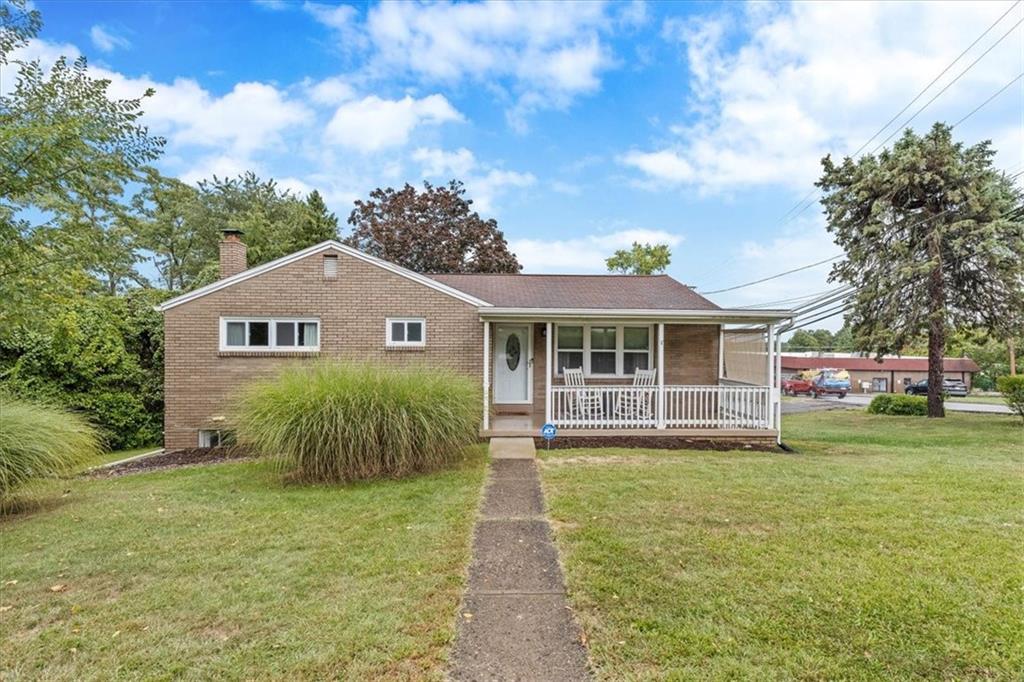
[870,14,1024,153]
[771,2,1023,231]
[952,71,1024,128]
[856,0,1022,157]
[698,254,843,295]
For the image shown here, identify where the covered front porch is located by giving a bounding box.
[478,308,792,443]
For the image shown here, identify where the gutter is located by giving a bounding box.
[477,307,794,324]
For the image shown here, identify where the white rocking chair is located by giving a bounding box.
[614,368,657,421]
[563,368,604,420]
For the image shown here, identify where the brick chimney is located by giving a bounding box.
[219,229,247,278]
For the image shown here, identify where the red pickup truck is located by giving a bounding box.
[781,374,814,396]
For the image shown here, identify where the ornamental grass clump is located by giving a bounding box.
[233,362,480,482]
[0,396,102,499]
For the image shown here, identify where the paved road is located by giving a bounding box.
[783,394,1012,415]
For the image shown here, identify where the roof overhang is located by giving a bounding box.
[477,307,793,325]
[155,240,493,312]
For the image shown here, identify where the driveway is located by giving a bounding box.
[783,394,1012,415]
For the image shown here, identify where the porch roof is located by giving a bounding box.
[429,273,717,310]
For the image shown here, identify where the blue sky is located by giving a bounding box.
[11,0,1024,321]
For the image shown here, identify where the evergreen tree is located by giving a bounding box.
[818,123,1024,417]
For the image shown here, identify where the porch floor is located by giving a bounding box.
[481,415,778,440]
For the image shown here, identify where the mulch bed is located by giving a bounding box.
[88,447,254,477]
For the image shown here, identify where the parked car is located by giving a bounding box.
[905,379,969,397]
[781,374,815,396]
[810,369,851,398]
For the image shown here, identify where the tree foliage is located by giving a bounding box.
[782,325,855,352]
[818,123,1024,417]
[345,180,520,273]
[1,2,164,326]
[606,242,672,275]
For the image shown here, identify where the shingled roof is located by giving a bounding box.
[427,273,719,310]
[781,355,981,373]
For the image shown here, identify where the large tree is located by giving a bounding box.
[0,0,163,327]
[818,123,1024,417]
[344,180,520,273]
[605,242,671,275]
[295,189,338,249]
[132,170,206,291]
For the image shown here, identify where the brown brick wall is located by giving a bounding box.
[218,239,247,278]
[164,247,482,449]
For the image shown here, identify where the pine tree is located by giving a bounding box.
[818,123,1024,417]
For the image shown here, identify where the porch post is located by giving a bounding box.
[482,321,490,431]
[545,322,552,424]
[718,327,724,380]
[657,322,665,429]
[766,323,776,431]
[776,325,783,444]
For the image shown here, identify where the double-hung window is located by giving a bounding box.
[554,324,652,377]
[221,318,319,351]
[387,318,426,347]
[556,326,584,373]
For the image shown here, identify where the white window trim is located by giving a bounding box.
[555,323,653,378]
[219,317,320,352]
[386,317,427,348]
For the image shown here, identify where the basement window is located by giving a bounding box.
[386,318,426,347]
[220,318,319,351]
[198,429,235,448]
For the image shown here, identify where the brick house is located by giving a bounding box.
[781,354,981,393]
[157,232,793,450]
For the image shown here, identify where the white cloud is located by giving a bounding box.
[179,154,258,185]
[253,0,289,10]
[89,25,131,53]
[303,1,357,30]
[510,229,685,273]
[306,75,355,105]
[309,0,616,131]
[412,147,477,178]
[625,2,1024,192]
[619,150,695,185]
[412,146,535,214]
[325,94,463,152]
[9,39,312,157]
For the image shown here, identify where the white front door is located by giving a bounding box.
[494,325,531,404]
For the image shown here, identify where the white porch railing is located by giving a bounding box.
[550,384,772,430]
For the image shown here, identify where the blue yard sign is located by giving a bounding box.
[540,423,557,441]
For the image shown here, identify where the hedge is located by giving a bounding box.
[996,376,1024,423]
[866,393,929,416]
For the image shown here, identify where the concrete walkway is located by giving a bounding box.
[450,438,590,681]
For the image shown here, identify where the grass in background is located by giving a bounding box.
[0,396,101,502]
[234,362,480,482]
[75,446,160,473]
[0,448,486,679]
[541,411,1023,679]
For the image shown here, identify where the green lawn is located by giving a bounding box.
[953,394,1008,405]
[1,449,487,680]
[540,411,1024,680]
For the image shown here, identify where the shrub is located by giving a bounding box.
[867,393,929,416]
[996,376,1024,423]
[233,362,480,482]
[0,396,102,498]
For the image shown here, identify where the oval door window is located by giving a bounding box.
[505,334,521,371]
